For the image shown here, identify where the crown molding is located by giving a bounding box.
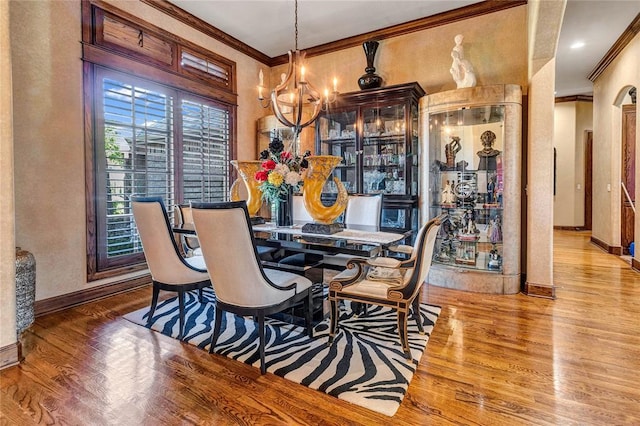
[141,0,526,67]
[588,13,640,82]
[555,95,593,103]
[140,0,272,65]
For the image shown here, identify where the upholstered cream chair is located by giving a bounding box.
[321,194,383,270]
[344,194,383,229]
[191,201,314,374]
[177,202,278,261]
[292,194,314,224]
[175,204,201,256]
[132,196,211,340]
[328,214,445,359]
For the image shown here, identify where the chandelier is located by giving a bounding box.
[258,0,338,141]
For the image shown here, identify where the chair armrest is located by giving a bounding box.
[366,257,402,269]
[388,244,413,255]
[329,258,367,291]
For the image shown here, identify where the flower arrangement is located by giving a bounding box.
[255,136,310,204]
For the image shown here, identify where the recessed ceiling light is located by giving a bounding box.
[570,41,585,49]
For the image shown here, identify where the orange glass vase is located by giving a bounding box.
[302,155,348,225]
[230,160,263,217]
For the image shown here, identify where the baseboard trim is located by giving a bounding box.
[553,226,587,231]
[632,258,640,272]
[590,236,623,255]
[0,341,22,370]
[523,282,556,299]
[34,275,151,317]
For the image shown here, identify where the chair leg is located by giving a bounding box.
[258,312,266,374]
[304,290,313,338]
[412,296,425,334]
[329,297,339,344]
[209,304,223,354]
[397,309,411,360]
[177,290,186,340]
[147,284,160,326]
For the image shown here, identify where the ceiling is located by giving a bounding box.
[169,0,640,97]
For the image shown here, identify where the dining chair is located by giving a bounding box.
[292,194,314,224]
[175,204,202,256]
[191,201,314,375]
[321,194,383,270]
[328,214,445,360]
[344,194,383,228]
[177,202,278,261]
[277,194,323,270]
[131,196,211,340]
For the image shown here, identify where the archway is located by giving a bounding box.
[617,87,636,255]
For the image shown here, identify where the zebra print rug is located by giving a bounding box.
[124,288,440,416]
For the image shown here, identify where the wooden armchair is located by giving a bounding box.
[328,214,445,359]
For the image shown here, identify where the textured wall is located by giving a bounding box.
[1,0,17,348]
[592,33,639,250]
[270,6,528,97]
[554,103,577,226]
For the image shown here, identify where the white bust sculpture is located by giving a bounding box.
[450,34,477,89]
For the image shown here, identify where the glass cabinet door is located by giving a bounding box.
[361,104,407,195]
[428,105,506,272]
[317,110,357,193]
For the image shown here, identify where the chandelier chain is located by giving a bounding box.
[294,0,298,51]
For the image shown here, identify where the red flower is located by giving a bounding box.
[254,170,269,182]
[262,159,276,170]
[280,151,292,162]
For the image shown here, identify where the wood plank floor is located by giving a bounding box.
[2,230,639,425]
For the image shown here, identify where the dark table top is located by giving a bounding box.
[173,222,410,258]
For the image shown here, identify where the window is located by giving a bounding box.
[83,1,237,279]
[92,67,232,273]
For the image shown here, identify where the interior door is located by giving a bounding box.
[621,104,636,254]
[584,131,593,230]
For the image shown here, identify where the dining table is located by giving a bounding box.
[173,221,411,261]
[173,220,412,324]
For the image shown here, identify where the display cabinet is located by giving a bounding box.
[420,84,522,294]
[316,82,425,233]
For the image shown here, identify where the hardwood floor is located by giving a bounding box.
[2,230,639,425]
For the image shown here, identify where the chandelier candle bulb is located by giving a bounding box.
[300,65,306,83]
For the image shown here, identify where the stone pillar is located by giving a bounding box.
[525,58,556,298]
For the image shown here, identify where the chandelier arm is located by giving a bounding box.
[273,51,295,93]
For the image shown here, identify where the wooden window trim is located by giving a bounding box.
[83,0,237,95]
[83,0,237,281]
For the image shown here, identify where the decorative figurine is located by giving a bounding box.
[449,34,476,89]
[488,248,502,270]
[444,136,462,169]
[441,180,456,205]
[489,215,502,245]
[477,130,501,170]
[460,209,479,236]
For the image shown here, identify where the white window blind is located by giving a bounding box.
[95,69,231,269]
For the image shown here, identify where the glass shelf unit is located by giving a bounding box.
[420,84,522,294]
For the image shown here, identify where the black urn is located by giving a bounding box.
[358,40,383,90]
